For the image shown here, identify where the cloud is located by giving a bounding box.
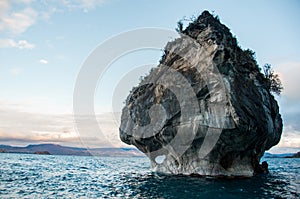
[0,0,10,15]
[276,62,300,99]
[9,68,22,76]
[0,105,83,147]
[0,96,299,151]
[0,99,126,148]
[0,38,35,49]
[270,61,300,152]
[276,125,300,149]
[0,0,107,36]
[39,59,48,64]
[0,6,37,34]
[16,39,35,49]
[80,0,106,12]
[62,0,106,12]
[16,0,35,4]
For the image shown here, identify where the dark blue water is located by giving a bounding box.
[0,153,299,198]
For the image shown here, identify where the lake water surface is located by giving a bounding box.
[0,153,299,198]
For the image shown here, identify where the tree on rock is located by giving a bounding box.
[263,63,283,95]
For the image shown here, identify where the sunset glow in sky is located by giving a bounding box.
[0,0,299,153]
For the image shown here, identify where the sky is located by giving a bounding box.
[0,0,299,153]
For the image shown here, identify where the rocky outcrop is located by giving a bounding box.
[119,11,282,177]
[34,151,51,155]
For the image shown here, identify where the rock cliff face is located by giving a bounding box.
[119,11,282,177]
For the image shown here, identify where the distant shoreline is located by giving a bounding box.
[0,151,146,158]
[0,143,145,157]
[1,143,299,158]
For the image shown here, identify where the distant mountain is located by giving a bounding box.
[284,151,300,158]
[2,144,298,158]
[263,152,300,158]
[0,144,144,157]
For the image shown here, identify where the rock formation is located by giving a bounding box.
[119,11,282,177]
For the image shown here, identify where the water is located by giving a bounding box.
[0,153,299,198]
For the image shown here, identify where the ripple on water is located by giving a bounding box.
[0,153,299,198]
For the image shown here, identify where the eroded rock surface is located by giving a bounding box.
[119,11,282,177]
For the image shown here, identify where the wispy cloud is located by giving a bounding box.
[1,97,299,151]
[0,5,37,34]
[0,0,107,36]
[0,99,125,148]
[39,59,48,64]
[0,105,82,147]
[17,0,35,4]
[9,68,22,76]
[0,0,10,15]
[276,125,300,149]
[61,0,106,12]
[274,61,300,153]
[277,62,300,100]
[0,38,35,49]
